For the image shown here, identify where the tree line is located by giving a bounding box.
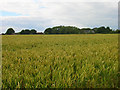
[44,26,120,34]
[3,26,120,35]
[3,28,43,35]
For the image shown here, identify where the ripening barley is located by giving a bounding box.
[2,34,118,88]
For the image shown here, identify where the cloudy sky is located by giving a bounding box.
[0,0,119,33]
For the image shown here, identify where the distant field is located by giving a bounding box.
[2,34,118,88]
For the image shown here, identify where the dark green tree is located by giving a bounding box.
[106,27,112,33]
[80,28,92,34]
[20,29,31,34]
[30,29,37,34]
[94,26,112,34]
[20,30,25,34]
[5,28,15,35]
[44,28,53,34]
[115,29,120,33]
[95,26,106,33]
[44,26,80,34]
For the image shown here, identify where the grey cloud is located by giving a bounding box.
[49,2,117,29]
[1,16,53,32]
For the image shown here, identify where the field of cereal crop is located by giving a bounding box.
[2,34,118,88]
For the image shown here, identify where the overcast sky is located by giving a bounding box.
[0,0,119,33]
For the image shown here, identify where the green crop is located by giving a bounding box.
[2,34,119,88]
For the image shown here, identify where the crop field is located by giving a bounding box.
[2,34,119,88]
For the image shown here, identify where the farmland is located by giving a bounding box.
[2,34,118,88]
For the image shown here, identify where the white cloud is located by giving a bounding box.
[0,0,118,16]
[0,1,118,33]
[0,0,40,16]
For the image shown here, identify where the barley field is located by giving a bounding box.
[2,34,119,88]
